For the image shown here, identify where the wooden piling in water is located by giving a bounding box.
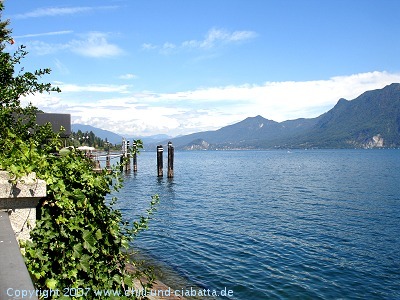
[126,140,131,171]
[133,141,138,172]
[157,145,163,177]
[167,141,174,178]
[121,138,126,172]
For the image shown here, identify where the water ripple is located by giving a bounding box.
[116,150,400,299]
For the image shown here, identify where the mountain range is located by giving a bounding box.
[164,83,400,149]
[71,124,171,145]
[73,83,400,150]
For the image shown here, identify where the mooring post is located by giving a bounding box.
[126,140,131,171]
[120,138,126,172]
[167,141,174,178]
[133,141,138,172]
[157,145,163,177]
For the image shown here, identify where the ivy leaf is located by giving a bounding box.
[95,229,102,240]
[73,243,83,258]
[45,278,58,290]
[112,274,122,285]
[79,254,91,273]
[68,269,78,278]
[82,230,96,252]
[73,189,86,201]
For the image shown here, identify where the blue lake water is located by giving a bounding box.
[112,149,400,299]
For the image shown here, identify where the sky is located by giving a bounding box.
[4,0,400,137]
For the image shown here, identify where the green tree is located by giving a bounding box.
[0,3,157,298]
[0,3,60,149]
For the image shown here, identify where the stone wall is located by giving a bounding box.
[0,171,46,242]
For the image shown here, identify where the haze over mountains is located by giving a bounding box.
[71,124,171,145]
[73,83,400,149]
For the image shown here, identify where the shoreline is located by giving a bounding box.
[127,250,216,300]
[126,263,186,300]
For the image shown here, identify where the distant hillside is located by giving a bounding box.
[72,124,123,144]
[128,134,173,146]
[72,124,172,147]
[299,83,400,148]
[167,83,400,149]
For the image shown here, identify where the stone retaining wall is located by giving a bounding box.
[0,171,46,241]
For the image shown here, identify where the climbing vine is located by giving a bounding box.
[20,147,159,298]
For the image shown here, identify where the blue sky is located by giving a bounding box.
[4,0,400,137]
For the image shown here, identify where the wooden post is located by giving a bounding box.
[126,140,131,171]
[133,141,138,172]
[167,141,174,178]
[120,138,126,172]
[157,145,163,177]
[120,154,123,172]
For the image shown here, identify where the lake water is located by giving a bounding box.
[112,149,400,299]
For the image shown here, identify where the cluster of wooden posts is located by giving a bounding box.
[157,141,174,178]
[118,139,174,178]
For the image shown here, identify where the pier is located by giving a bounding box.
[92,140,175,178]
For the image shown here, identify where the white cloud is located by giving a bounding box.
[141,43,157,50]
[144,27,257,53]
[55,82,131,93]
[195,28,257,48]
[69,32,124,58]
[25,40,69,55]
[21,93,62,109]
[54,59,70,75]
[23,71,400,137]
[13,6,118,19]
[119,73,138,80]
[14,31,73,39]
[24,32,124,58]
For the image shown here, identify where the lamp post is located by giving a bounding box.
[78,135,89,146]
[105,141,111,169]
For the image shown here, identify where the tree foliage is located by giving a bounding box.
[0,3,157,298]
[70,130,107,148]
